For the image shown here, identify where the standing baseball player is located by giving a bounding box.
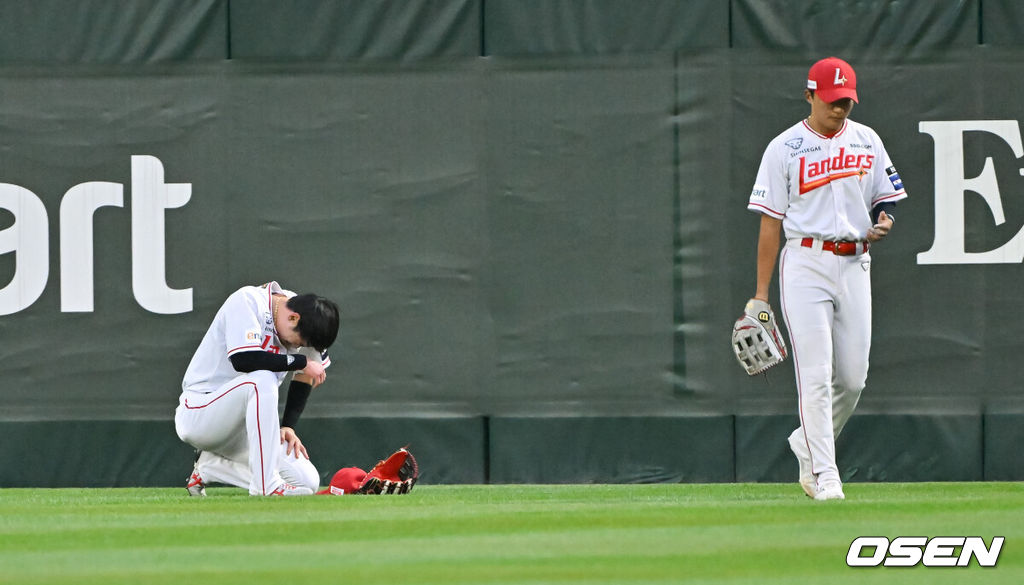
[746,57,906,500]
[174,281,340,496]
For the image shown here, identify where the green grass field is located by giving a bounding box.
[0,483,1020,585]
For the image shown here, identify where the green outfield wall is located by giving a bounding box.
[0,0,1022,486]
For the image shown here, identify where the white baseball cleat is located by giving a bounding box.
[787,434,816,498]
[269,483,314,496]
[813,480,845,501]
[186,468,207,497]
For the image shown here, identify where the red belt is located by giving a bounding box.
[800,238,868,256]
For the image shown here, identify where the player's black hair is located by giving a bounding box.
[287,293,340,352]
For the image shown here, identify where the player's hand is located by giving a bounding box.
[280,426,309,460]
[301,360,327,387]
[866,211,893,243]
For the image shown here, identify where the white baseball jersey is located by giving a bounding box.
[182,281,330,393]
[748,118,907,239]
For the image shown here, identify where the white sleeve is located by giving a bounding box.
[747,141,788,219]
[223,290,266,357]
[871,138,908,206]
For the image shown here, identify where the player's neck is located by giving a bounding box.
[272,295,284,334]
[806,116,844,137]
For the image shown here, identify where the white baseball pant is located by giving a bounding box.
[779,239,872,485]
[174,370,319,495]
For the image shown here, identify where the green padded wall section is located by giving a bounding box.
[3,414,1014,487]
[484,0,727,55]
[839,415,984,482]
[0,421,195,487]
[983,413,1024,480]
[229,0,481,60]
[731,0,979,51]
[480,56,676,413]
[734,415,799,483]
[0,0,227,64]
[736,415,984,483]
[298,416,487,485]
[488,416,734,483]
[0,417,485,487]
[981,0,1024,45]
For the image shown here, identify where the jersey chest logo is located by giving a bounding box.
[798,147,874,195]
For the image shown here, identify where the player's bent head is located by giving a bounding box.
[288,293,340,352]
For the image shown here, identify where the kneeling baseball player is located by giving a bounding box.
[174,281,339,496]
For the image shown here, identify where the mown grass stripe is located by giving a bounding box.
[0,483,1020,585]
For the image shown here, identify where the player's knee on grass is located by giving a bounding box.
[280,455,320,492]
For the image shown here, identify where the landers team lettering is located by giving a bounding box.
[798,146,875,195]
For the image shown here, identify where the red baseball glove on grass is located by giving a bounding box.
[318,447,419,495]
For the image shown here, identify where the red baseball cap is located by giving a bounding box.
[317,467,367,495]
[807,57,858,103]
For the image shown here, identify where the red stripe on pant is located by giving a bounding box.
[184,381,270,495]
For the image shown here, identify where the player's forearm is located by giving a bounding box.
[229,350,308,373]
[871,202,895,224]
[754,214,783,301]
[280,379,312,429]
